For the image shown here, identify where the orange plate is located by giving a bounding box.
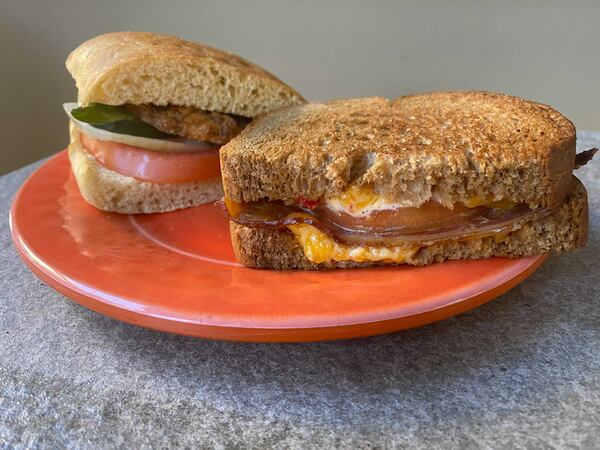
[10,151,547,342]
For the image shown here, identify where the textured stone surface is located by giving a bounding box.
[1,133,599,449]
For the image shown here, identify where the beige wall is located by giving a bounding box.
[1,0,599,174]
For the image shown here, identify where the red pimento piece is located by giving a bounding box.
[297,196,320,210]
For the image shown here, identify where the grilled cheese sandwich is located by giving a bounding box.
[221,93,594,269]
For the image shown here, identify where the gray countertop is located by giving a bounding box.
[1,133,599,449]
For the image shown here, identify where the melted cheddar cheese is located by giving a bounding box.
[324,185,405,217]
[287,224,419,264]
[325,184,517,217]
[463,195,516,209]
[287,223,517,264]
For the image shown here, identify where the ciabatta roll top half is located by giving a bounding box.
[66,31,306,116]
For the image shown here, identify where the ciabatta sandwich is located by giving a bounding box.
[221,91,595,269]
[64,32,305,213]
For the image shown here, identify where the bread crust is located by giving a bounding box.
[68,141,223,214]
[229,177,588,270]
[66,32,305,117]
[221,92,576,209]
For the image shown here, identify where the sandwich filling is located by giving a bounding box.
[225,184,554,264]
[124,105,250,145]
[65,103,249,184]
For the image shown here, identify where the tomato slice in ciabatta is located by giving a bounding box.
[79,132,221,184]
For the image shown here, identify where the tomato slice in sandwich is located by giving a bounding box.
[79,132,221,184]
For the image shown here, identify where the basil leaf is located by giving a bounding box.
[71,103,136,124]
[94,120,172,139]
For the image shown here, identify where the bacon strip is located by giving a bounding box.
[575,148,598,169]
[227,200,551,246]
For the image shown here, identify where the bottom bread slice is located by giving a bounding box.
[68,141,224,214]
[230,177,588,270]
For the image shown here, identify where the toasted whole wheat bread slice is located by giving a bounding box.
[221,92,575,209]
[66,31,306,116]
[230,177,588,270]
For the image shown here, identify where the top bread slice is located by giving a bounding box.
[66,31,306,117]
[221,92,576,209]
